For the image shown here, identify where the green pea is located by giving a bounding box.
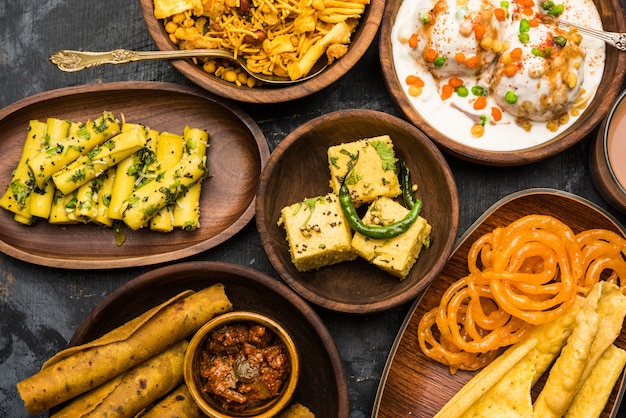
[519,18,530,33]
[471,85,487,96]
[518,33,530,44]
[505,90,518,104]
[455,6,469,20]
[455,85,469,97]
[554,35,567,47]
[548,4,565,15]
[434,56,446,66]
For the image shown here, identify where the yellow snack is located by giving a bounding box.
[138,384,203,418]
[434,335,540,418]
[0,120,47,223]
[532,294,601,416]
[327,135,401,207]
[28,112,120,189]
[93,167,117,227]
[172,126,209,231]
[565,344,626,418]
[278,193,357,271]
[534,281,626,417]
[153,0,202,19]
[17,285,232,415]
[149,131,184,232]
[52,124,147,195]
[279,403,316,417]
[434,282,626,418]
[122,153,206,230]
[51,340,187,417]
[351,197,431,279]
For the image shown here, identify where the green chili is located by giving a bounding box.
[400,160,419,209]
[338,161,422,240]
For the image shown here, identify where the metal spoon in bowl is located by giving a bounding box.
[540,16,626,52]
[49,48,328,84]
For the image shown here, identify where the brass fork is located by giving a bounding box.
[555,19,626,52]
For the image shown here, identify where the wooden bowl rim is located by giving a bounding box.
[373,187,626,417]
[67,261,350,417]
[379,0,626,166]
[256,108,460,313]
[0,81,270,269]
[139,0,386,103]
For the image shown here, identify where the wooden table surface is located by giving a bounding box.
[1,1,625,417]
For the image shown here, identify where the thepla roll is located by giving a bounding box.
[137,384,203,418]
[17,284,233,415]
[52,340,188,417]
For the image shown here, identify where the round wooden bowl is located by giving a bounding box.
[139,0,385,104]
[256,109,459,313]
[590,88,626,214]
[67,261,348,418]
[379,0,626,166]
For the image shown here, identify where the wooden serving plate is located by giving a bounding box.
[372,189,626,417]
[0,81,269,269]
[66,261,349,417]
[139,0,385,103]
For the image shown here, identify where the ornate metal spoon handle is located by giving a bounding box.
[49,48,237,72]
[556,20,626,52]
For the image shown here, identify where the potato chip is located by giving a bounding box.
[154,0,202,19]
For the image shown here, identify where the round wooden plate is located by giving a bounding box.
[256,109,459,313]
[372,188,626,417]
[379,0,626,166]
[66,261,349,418]
[0,81,269,269]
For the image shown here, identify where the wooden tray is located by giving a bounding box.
[372,188,626,417]
[0,81,269,269]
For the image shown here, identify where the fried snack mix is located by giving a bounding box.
[155,0,369,83]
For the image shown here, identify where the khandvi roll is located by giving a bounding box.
[1,114,212,237]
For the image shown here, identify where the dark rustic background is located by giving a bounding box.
[1,1,625,417]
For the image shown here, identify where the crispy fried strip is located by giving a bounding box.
[418,215,626,373]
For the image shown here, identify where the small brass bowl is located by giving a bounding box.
[184,311,299,418]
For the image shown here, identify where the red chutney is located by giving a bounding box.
[199,322,290,412]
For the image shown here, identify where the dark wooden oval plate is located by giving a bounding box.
[372,188,626,417]
[139,0,385,103]
[379,0,626,166]
[0,81,269,269]
[256,109,459,313]
[65,261,348,417]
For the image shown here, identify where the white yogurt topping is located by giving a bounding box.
[391,0,605,151]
